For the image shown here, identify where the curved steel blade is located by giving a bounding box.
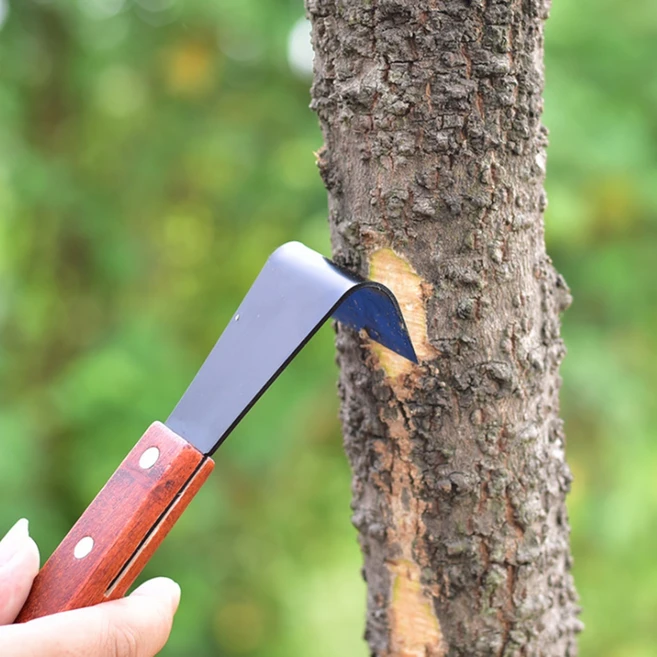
[166,241,417,455]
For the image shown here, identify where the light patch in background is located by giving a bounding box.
[286,561,368,657]
[135,0,178,26]
[0,0,9,31]
[136,0,175,11]
[287,17,314,79]
[219,30,263,63]
[165,41,215,97]
[83,17,129,51]
[95,66,146,118]
[78,0,125,20]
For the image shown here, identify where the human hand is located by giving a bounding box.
[0,519,180,656]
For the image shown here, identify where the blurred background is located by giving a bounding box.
[0,0,655,655]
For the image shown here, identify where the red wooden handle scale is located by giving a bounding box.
[17,422,214,622]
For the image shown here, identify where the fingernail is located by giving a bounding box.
[131,577,181,611]
[0,519,30,568]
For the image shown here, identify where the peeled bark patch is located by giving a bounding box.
[369,248,437,380]
[389,560,444,657]
[372,411,445,656]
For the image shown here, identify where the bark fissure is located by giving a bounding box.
[307,0,580,654]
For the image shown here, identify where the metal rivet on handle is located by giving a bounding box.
[139,447,160,469]
[74,536,94,559]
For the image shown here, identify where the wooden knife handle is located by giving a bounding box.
[16,422,214,622]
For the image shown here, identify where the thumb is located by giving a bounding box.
[0,577,180,657]
[130,576,181,609]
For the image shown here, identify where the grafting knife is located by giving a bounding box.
[17,241,417,622]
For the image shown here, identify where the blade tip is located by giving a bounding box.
[406,347,419,364]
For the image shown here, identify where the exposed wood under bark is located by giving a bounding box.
[307,0,581,655]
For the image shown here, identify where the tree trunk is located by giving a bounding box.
[306,1,581,655]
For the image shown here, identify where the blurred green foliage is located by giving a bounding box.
[0,0,654,655]
[545,1,657,655]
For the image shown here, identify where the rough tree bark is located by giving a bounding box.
[306,1,581,655]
